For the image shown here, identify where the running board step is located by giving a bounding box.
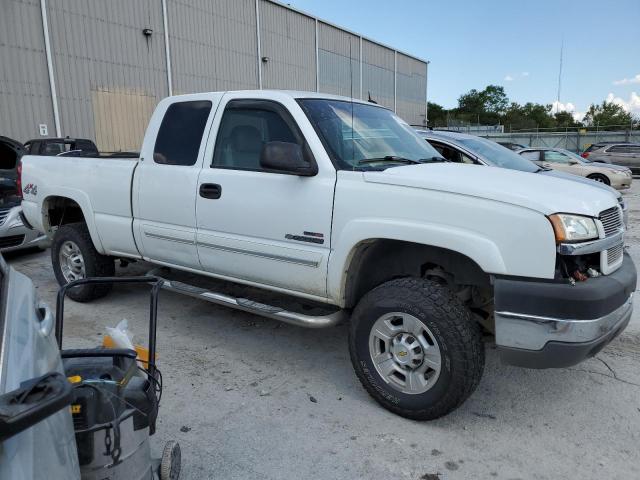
[146,270,345,329]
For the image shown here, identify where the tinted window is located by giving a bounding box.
[520,150,541,162]
[607,145,630,153]
[153,100,212,165]
[628,146,640,154]
[583,144,602,153]
[212,102,300,170]
[429,142,477,164]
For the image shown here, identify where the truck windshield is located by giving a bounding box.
[298,99,445,170]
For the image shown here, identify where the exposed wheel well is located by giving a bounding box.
[43,196,86,232]
[587,173,610,185]
[343,239,491,308]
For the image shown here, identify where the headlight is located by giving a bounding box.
[549,214,598,243]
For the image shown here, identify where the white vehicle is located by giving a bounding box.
[20,91,636,419]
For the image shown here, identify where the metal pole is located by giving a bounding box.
[255,0,263,89]
[161,0,173,96]
[359,36,363,100]
[393,50,397,113]
[314,19,319,92]
[424,61,429,127]
[40,0,61,136]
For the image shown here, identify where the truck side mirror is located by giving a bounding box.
[260,141,317,176]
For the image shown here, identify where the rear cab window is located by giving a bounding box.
[153,100,213,166]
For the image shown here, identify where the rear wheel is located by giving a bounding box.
[587,173,610,185]
[349,277,484,420]
[51,222,115,302]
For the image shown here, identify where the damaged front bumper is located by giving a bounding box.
[494,252,636,368]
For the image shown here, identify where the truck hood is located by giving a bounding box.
[363,163,618,217]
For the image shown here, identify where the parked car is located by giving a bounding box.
[517,147,632,190]
[581,142,640,174]
[416,130,629,215]
[0,254,80,480]
[0,136,48,251]
[21,90,635,420]
[23,137,99,157]
[496,141,528,151]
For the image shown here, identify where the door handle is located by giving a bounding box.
[199,183,222,199]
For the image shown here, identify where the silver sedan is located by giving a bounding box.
[0,205,49,252]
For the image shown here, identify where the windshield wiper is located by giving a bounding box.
[357,155,448,166]
[357,156,422,165]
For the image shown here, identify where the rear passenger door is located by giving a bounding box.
[195,96,335,298]
[133,96,219,269]
[606,145,638,170]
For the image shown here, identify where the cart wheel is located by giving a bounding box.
[160,440,181,480]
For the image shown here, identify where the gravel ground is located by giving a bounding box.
[7,184,640,480]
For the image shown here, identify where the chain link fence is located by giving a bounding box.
[477,126,639,153]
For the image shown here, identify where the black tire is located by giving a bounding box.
[51,222,115,302]
[160,440,181,480]
[587,173,610,185]
[349,277,484,420]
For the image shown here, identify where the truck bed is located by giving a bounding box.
[20,154,140,257]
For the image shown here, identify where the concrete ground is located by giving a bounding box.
[7,186,640,480]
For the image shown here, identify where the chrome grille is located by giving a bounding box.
[607,243,624,266]
[599,207,623,237]
[0,207,11,226]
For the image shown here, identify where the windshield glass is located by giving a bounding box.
[298,99,444,170]
[558,148,589,163]
[454,136,539,173]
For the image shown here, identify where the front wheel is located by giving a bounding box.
[587,173,610,185]
[349,277,484,420]
[51,222,115,302]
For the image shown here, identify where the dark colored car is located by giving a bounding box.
[23,137,99,157]
[497,141,528,151]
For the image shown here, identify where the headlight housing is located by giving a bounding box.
[549,214,599,243]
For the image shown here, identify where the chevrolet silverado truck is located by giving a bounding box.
[20,90,636,419]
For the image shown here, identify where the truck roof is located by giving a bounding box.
[167,89,386,108]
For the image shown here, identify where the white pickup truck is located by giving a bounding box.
[20,90,636,419]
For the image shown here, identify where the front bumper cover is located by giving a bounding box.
[494,252,636,368]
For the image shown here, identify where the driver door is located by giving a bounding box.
[195,97,335,298]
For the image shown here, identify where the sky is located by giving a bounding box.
[290,0,640,120]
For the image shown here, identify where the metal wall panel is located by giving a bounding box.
[0,0,55,141]
[317,22,360,98]
[361,39,395,110]
[45,0,168,150]
[396,53,426,126]
[258,0,315,91]
[168,0,259,94]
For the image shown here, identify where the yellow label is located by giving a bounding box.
[71,404,81,414]
[67,375,82,384]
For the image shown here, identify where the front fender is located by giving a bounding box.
[327,219,507,302]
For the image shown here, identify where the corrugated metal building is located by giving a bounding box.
[0,0,428,151]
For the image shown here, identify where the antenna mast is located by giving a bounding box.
[556,37,564,113]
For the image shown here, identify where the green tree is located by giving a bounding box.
[502,102,555,131]
[427,102,447,127]
[583,101,633,129]
[554,111,583,128]
[455,85,508,125]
